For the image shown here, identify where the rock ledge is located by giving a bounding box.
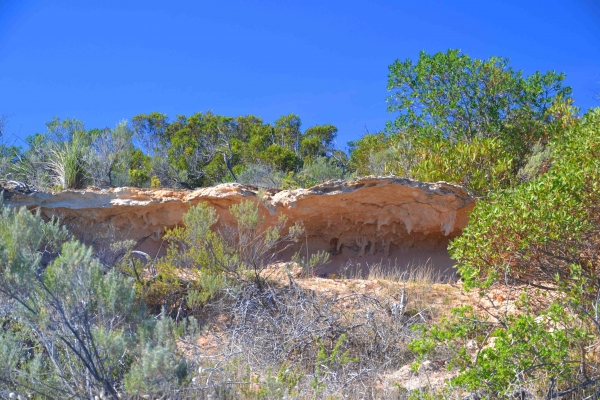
[3,177,475,275]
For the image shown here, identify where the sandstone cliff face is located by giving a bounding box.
[3,177,475,277]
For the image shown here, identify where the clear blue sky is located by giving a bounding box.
[1,0,599,149]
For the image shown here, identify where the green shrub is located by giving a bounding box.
[145,200,305,311]
[409,136,515,196]
[451,108,600,290]
[151,175,161,188]
[129,168,150,187]
[517,141,552,182]
[0,204,197,398]
[410,108,600,398]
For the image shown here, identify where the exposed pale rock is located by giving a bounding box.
[2,177,475,277]
[386,359,456,392]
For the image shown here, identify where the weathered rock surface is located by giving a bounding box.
[2,177,475,277]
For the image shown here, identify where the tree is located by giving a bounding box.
[273,114,302,155]
[131,112,168,157]
[347,50,576,193]
[86,121,134,187]
[234,115,273,163]
[165,111,239,187]
[300,124,338,163]
[45,117,88,145]
[10,111,341,190]
[387,49,572,158]
[215,126,238,182]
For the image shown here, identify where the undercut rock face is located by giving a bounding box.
[3,177,476,279]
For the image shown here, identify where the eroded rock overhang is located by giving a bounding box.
[3,177,476,277]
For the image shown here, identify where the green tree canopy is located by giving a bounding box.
[347,50,577,194]
[128,111,339,188]
[387,49,572,156]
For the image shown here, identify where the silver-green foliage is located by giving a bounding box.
[84,121,134,187]
[0,204,194,398]
[300,156,346,183]
[237,162,285,188]
[517,141,552,182]
[124,317,192,395]
[160,200,305,292]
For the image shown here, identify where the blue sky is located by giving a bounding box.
[1,0,599,149]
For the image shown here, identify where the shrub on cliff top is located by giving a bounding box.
[349,49,577,195]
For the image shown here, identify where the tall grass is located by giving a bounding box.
[366,259,445,283]
[48,133,86,189]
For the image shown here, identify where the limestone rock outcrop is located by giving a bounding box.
[3,177,475,277]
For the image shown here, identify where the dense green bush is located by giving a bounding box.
[452,108,600,290]
[410,108,600,398]
[387,49,570,151]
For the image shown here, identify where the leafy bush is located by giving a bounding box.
[452,108,600,290]
[409,136,515,196]
[354,134,515,195]
[410,108,600,398]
